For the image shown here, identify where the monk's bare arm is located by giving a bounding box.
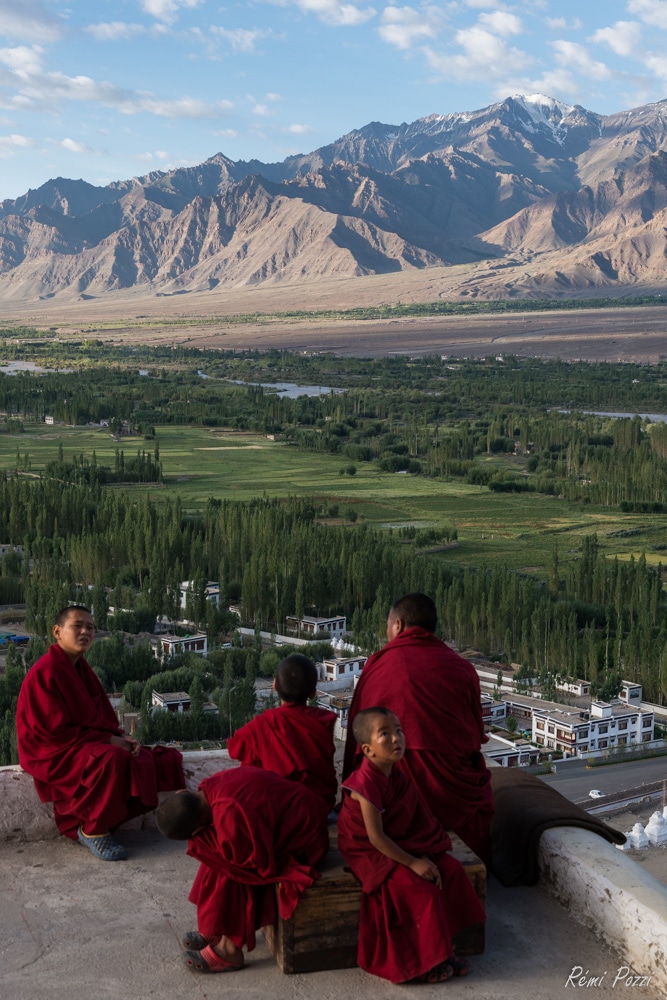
[350,791,442,887]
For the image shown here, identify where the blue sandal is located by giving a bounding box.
[77,827,128,861]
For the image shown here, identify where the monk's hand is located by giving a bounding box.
[409,856,442,888]
[109,734,140,755]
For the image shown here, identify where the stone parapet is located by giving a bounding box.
[540,827,667,995]
[0,750,238,842]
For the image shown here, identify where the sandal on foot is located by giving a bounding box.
[447,956,471,977]
[184,946,243,974]
[415,961,454,984]
[77,827,128,861]
[181,930,214,950]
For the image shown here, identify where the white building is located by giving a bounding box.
[619,681,643,707]
[532,699,654,756]
[152,632,208,659]
[482,734,540,768]
[178,580,220,611]
[481,695,507,728]
[286,614,347,637]
[556,679,591,697]
[320,655,366,682]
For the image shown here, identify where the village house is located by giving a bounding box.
[532,699,654,757]
[285,613,347,637]
[178,580,220,611]
[151,632,208,659]
[320,655,366,682]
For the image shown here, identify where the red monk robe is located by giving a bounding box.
[227,703,337,809]
[338,756,486,984]
[342,626,494,862]
[187,767,330,951]
[16,642,184,839]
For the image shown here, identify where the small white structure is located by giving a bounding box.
[619,681,643,706]
[627,823,649,849]
[179,580,220,611]
[481,695,507,727]
[327,693,353,742]
[286,614,346,637]
[556,679,591,697]
[320,655,366,682]
[44,415,54,425]
[152,690,191,713]
[645,812,667,847]
[153,632,208,659]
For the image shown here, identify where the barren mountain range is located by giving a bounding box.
[3,94,667,304]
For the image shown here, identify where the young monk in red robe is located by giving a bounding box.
[227,653,337,810]
[343,592,494,864]
[16,605,184,861]
[338,707,486,985]
[157,767,330,973]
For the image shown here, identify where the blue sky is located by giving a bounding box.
[1,0,667,199]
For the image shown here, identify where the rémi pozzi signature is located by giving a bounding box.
[565,967,652,989]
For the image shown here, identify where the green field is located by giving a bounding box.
[3,421,666,582]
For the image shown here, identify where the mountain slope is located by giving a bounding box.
[1,94,667,302]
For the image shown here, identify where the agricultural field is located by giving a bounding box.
[1,419,666,583]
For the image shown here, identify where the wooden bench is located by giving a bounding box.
[264,832,486,975]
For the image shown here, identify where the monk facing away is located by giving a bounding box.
[227,653,337,810]
[157,767,330,973]
[343,592,494,863]
[338,707,486,984]
[16,605,185,861]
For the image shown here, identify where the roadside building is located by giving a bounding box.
[532,699,654,756]
[286,613,347,637]
[320,655,366,682]
[152,632,208,659]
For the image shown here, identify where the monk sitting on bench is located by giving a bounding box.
[228,653,337,810]
[338,707,486,984]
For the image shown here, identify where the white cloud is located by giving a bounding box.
[478,11,522,36]
[253,102,271,115]
[644,51,667,83]
[426,16,532,81]
[0,0,61,43]
[141,0,203,25]
[61,137,93,154]
[592,20,642,57]
[378,6,440,50]
[266,92,282,102]
[0,55,235,119]
[209,27,265,52]
[279,0,376,27]
[287,122,313,133]
[213,128,239,138]
[546,16,583,31]
[552,40,611,80]
[627,0,667,29]
[138,149,171,162]
[84,23,146,42]
[0,45,45,77]
[0,132,33,157]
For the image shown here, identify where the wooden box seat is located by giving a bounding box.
[264,831,486,975]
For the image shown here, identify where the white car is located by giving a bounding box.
[589,789,605,799]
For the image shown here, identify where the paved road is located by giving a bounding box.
[538,755,667,805]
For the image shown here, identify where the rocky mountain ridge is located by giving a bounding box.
[2,94,667,302]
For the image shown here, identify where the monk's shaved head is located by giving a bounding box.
[388,593,437,634]
[352,706,397,746]
[275,654,317,704]
[156,791,208,840]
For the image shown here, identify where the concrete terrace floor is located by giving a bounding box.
[1,830,661,1000]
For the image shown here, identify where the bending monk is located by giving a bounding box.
[157,767,330,973]
[343,592,494,863]
[227,653,337,810]
[16,605,185,861]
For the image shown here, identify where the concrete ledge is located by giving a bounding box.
[540,827,667,994]
[0,751,238,841]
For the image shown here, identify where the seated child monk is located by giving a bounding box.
[227,653,337,810]
[157,766,330,974]
[337,706,486,985]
